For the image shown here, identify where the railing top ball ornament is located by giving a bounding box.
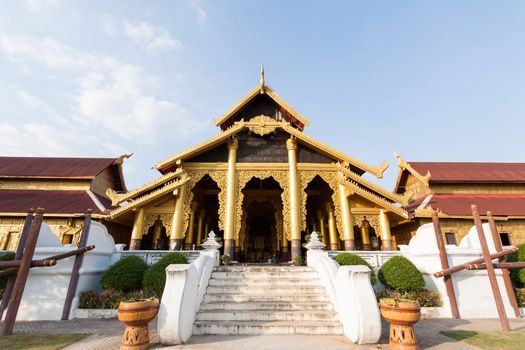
[201,230,222,251]
[305,231,325,250]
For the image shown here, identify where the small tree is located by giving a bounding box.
[101,255,148,292]
[335,252,377,285]
[143,253,188,297]
[378,256,425,293]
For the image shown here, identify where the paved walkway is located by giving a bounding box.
[9,317,525,349]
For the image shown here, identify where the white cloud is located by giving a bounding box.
[192,1,208,23]
[22,0,61,13]
[0,33,203,151]
[101,14,118,37]
[122,20,181,52]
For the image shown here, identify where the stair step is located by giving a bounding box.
[203,293,329,303]
[196,310,338,322]
[211,271,320,279]
[214,266,315,273]
[193,320,344,335]
[206,285,325,294]
[208,277,321,286]
[199,301,333,311]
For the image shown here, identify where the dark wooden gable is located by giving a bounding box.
[296,142,335,164]
[220,94,302,131]
[186,143,229,163]
[237,130,288,163]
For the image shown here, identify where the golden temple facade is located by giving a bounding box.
[108,72,412,261]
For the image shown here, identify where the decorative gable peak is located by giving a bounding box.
[213,67,310,132]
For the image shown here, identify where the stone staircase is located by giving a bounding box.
[193,266,343,335]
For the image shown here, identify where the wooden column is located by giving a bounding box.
[169,185,186,250]
[472,205,510,331]
[487,211,520,317]
[360,219,371,251]
[287,137,301,260]
[379,209,392,251]
[130,208,145,250]
[338,184,355,250]
[326,203,339,250]
[195,210,205,249]
[184,202,198,250]
[224,139,238,258]
[317,210,328,247]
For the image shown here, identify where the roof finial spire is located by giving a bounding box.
[259,63,265,93]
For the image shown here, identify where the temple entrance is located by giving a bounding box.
[239,177,283,263]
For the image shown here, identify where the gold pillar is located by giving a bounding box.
[360,218,371,251]
[317,210,328,247]
[224,138,238,258]
[170,185,186,250]
[185,202,198,249]
[130,208,145,250]
[287,137,301,260]
[338,184,355,250]
[195,210,205,249]
[379,209,393,251]
[152,216,163,250]
[326,203,339,250]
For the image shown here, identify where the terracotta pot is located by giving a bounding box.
[117,299,159,350]
[379,299,421,350]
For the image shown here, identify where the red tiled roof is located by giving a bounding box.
[0,157,117,179]
[421,194,525,217]
[410,162,525,184]
[0,189,110,214]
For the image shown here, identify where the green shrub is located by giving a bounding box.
[507,244,525,287]
[515,288,525,307]
[78,290,101,309]
[378,256,425,292]
[78,289,157,309]
[143,253,188,297]
[0,252,15,290]
[101,256,148,292]
[335,253,377,285]
[376,288,442,307]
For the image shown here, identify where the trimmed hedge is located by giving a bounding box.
[0,252,16,290]
[378,256,425,292]
[335,253,377,285]
[143,253,188,297]
[507,244,525,287]
[101,256,148,292]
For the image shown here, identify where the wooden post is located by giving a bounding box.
[0,210,34,320]
[61,210,92,320]
[466,262,525,270]
[434,247,518,277]
[432,211,459,319]
[487,211,520,318]
[472,205,510,331]
[2,208,45,336]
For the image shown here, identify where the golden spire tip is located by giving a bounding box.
[259,63,265,93]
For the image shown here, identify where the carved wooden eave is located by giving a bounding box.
[212,85,311,130]
[283,124,388,179]
[336,162,411,205]
[335,172,408,219]
[154,121,246,171]
[106,167,185,206]
[109,174,190,219]
[393,152,432,194]
[111,154,132,193]
[154,115,386,179]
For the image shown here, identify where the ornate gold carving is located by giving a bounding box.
[235,170,289,240]
[143,213,173,236]
[395,152,431,187]
[227,138,239,150]
[247,115,280,136]
[352,215,380,234]
[286,137,297,151]
[182,169,228,236]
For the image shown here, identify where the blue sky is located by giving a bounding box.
[1,1,524,190]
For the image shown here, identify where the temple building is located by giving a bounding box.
[393,157,525,246]
[108,72,413,261]
[0,156,128,249]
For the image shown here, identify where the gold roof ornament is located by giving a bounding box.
[260,63,265,93]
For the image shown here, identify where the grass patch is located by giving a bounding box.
[441,330,525,350]
[0,333,88,350]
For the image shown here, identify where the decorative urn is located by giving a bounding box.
[379,298,421,350]
[117,298,160,350]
